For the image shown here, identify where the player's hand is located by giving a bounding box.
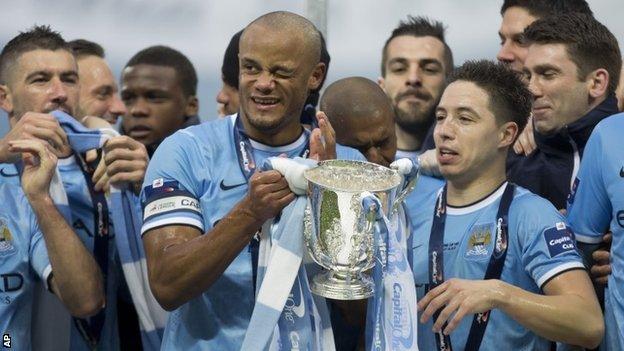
[0,112,70,163]
[310,111,336,161]
[418,278,503,335]
[513,115,537,156]
[419,149,441,177]
[591,233,612,285]
[243,170,295,223]
[9,139,58,201]
[96,136,149,193]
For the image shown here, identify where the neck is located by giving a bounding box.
[239,112,302,146]
[446,160,507,207]
[395,123,428,151]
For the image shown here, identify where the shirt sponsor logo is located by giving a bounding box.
[0,219,15,256]
[0,273,23,293]
[544,224,576,257]
[465,224,493,259]
[616,210,624,228]
[0,167,18,178]
[143,195,201,221]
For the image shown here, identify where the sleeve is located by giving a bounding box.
[23,194,52,289]
[141,131,207,236]
[515,195,585,290]
[566,127,611,244]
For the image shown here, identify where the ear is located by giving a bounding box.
[184,95,199,117]
[0,85,13,114]
[586,68,609,99]
[498,121,519,149]
[307,62,326,91]
[378,76,385,91]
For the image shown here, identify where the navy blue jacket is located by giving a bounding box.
[506,95,619,210]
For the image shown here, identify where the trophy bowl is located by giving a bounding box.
[303,159,403,300]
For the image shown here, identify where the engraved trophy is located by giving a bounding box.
[303,159,417,300]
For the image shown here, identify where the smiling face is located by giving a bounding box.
[379,35,447,132]
[76,55,126,123]
[121,64,195,146]
[497,6,538,75]
[434,81,512,184]
[238,23,323,137]
[524,43,590,135]
[1,49,78,119]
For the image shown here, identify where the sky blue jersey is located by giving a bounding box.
[55,156,121,351]
[0,183,51,351]
[140,115,365,350]
[567,113,624,350]
[410,182,584,350]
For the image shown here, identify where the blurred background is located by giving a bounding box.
[1,0,622,135]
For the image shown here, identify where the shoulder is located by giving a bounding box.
[509,185,565,232]
[335,143,366,161]
[592,113,624,141]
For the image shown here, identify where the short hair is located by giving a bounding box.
[448,60,532,135]
[68,39,105,59]
[381,16,453,77]
[0,25,69,84]
[500,0,593,18]
[125,45,197,96]
[221,30,243,89]
[524,13,621,94]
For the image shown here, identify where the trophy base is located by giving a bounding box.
[310,270,374,300]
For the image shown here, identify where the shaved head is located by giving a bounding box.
[321,77,397,166]
[242,11,322,67]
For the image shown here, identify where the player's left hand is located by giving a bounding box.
[418,278,504,335]
[97,136,148,193]
[9,139,58,201]
[309,111,336,161]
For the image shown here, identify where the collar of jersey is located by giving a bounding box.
[446,181,508,215]
[231,114,308,153]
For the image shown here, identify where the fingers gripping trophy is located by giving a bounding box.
[303,158,419,300]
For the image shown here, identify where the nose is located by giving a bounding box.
[109,94,127,117]
[434,118,455,145]
[527,75,542,99]
[364,146,385,166]
[129,98,149,118]
[216,87,230,105]
[497,41,515,64]
[254,71,275,93]
[49,78,68,104]
[406,65,422,87]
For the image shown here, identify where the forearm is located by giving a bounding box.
[496,280,603,348]
[29,196,105,318]
[148,200,262,310]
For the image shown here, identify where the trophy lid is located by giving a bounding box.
[304,159,402,192]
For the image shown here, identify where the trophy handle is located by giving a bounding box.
[390,157,420,215]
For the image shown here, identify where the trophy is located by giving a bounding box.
[303,159,416,300]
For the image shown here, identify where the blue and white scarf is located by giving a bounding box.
[241,157,335,351]
[366,158,420,351]
[51,111,167,350]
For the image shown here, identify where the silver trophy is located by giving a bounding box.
[303,159,416,300]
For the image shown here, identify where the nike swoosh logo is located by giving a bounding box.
[0,167,19,177]
[219,180,246,191]
[620,166,624,178]
[292,281,306,318]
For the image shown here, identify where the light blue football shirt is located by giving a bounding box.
[0,183,51,351]
[567,113,624,350]
[410,182,584,350]
[140,115,365,350]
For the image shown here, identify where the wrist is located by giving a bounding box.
[231,196,265,230]
[491,279,512,310]
[25,193,54,209]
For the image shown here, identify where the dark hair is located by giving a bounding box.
[0,25,69,84]
[221,30,242,89]
[448,60,532,135]
[68,39,105,59]
[125,45,197,96]
[381,16,453,77]
[524,13,621,94]
[500,0,593,18]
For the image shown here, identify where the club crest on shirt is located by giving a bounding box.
[0,218,16,256]
[465,223,493,259]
